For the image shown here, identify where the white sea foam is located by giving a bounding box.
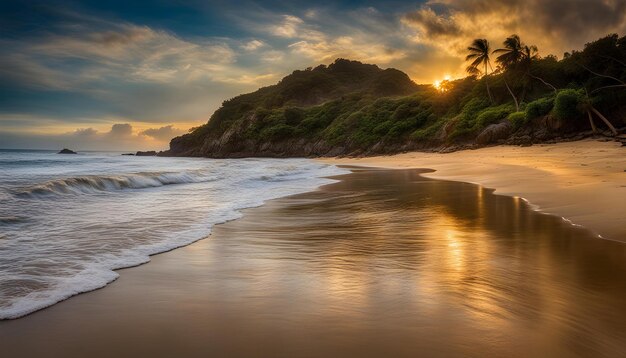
[16,171,218,197]
[0,151,348,319]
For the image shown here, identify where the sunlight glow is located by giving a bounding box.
[433,75,453,92]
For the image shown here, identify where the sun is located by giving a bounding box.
[433,75,453,92]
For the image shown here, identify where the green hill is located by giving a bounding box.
[163,35,626,157]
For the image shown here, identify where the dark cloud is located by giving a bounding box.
[530,0,626,40]
[411,0,626,50]
[139,125,185,141]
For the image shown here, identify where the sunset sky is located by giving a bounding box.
[2,0,625,150]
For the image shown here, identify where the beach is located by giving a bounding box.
[2,166,626,357]
[321,139,626,242]
[3,2,626,357]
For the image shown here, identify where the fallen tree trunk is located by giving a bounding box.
[590,107,618,135]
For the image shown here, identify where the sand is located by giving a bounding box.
[320,139,626,242]
[3,169,626,357]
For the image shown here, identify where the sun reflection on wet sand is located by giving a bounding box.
[1,168,625,357]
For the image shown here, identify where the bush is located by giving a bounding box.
[283,107,305,125]
[411,120,444,141]
[507,111,527,129]
[553,89,584,120]
[475,105,513,128]
[260,124,295,140]
[526,97,554,120]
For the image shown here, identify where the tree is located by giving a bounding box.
[580,92,618,136]
[493,35,523,111]
[493,35,524,68]
[521,45,557,95]
[466,39,494,103]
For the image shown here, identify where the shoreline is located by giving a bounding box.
[320,139,626,242]
[3,168,626,357]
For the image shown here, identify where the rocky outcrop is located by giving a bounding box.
[58,148,77,154]
[136,151,157,156]
[476,122,512,145]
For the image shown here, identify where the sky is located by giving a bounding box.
[1,0,625,150]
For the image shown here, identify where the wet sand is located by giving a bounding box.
[2,168,626,357]
[321,139,626,241]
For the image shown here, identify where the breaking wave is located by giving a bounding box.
[17,171,216,197]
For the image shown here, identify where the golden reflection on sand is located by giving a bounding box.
[1,168,625,358]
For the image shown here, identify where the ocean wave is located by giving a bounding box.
[16,171,216,198]
[0,156,349,320]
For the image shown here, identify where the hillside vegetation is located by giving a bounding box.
[164,34,626,157]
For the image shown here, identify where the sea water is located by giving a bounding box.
[0,149,346,319]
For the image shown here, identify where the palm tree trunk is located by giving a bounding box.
[504,78,519,111]
[485,63,494,104]
[587,110,597,133]
[590,107,618,135]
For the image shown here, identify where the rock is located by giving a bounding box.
[58,148,77,154]
[546,114,564,131]
[514,135,533,146]
[135,151,157,156]
[121,153,135,156]
[476,122,512,145]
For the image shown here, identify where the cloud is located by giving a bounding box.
[288,37,406,64]
[398,0,626,81]
[403,0,626,57]
[270,15,305,38]
[139,125,185,141]
[0,122,189,151]
[241,39,265,51]
[108,123,133,138]
[72,128,99,137]
[260,50,285,62]
[1,19,279,95]
[2,0,626,151]
[403,6,460,37]
[264,14,325,41]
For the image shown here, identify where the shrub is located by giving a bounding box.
[372,120,393,136]
[553,89,584,120]
[507,111,527,129]
[411,120,444,141]
[526,97,554,120]
[283,107,305,125]
[475,105,513,128]
[260,124,295,140]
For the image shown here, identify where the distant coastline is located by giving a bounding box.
[162,34,625,158]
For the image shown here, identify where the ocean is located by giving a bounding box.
[0,149,346,319]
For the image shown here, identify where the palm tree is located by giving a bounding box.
[493,35,524,111]
[580,90,618,135]
[466,39,493,103]
[520,45,557,95]
[493,35,524,68]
